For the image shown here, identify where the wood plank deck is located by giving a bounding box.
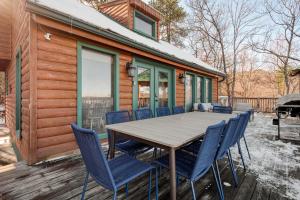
[0,149,290,200]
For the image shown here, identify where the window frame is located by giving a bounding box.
[15,48,22,139]
[133,10,157,40]
[77,42,120,139]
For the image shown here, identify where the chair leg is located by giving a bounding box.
[155,168,159,200]
[113,191,117,200]
[214,161,225,200]
[106,147,110,160]
[237,141,246,171]
[148,170,152,200]
[227,151,238,187]
[81,172,89,200]
[125,183,129,198]
[190,180,196,200]
[212,165,224,200]
[243,136,251,160]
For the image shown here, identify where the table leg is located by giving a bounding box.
[169,147,176,200]
[109,130,115,159]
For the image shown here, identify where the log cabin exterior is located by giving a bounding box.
[0,0,225,165]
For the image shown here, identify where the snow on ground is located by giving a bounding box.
[231,113,300,200]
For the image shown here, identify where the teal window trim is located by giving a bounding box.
[15,48,22,139]
[133,10,157,40]
[77,41,120,139]
[132,57,176,111]
[184,72,213,107]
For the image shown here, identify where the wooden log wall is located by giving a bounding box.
[233,97,278,113]
[212,78,218,103]
[99,0,129,27]
[0,0,12,61]
[6,0,30,162]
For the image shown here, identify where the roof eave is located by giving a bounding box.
[26,1,225,78]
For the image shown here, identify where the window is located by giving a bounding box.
[196,77,202,103]
[185,74,193,111]
[134,10,156,39]
[15,48,21,139]
[81,48,114,134]
[205,78,212,103]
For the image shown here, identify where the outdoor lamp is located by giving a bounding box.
[178,73,185,84]
[126,62,136,78]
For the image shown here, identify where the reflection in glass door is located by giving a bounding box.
[137,67,152,108]
[134,62,173,113]
[196,77,202,103]
[185,74,193,111]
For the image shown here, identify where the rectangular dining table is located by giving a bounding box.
[105,112,235,200]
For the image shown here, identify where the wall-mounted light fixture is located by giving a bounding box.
[178,73,185,84]
[126,62,136,78]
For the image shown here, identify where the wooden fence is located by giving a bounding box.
[233,97,278,113]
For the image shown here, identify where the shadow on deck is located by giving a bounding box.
[0,150,289,200]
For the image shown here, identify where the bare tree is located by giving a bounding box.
[251,0,300,95]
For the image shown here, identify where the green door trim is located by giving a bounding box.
[132,57,176,112]
[77,41,120,139]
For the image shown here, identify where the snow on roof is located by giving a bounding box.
[29,0,223,75]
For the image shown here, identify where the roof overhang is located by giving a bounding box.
[26,1,225,78]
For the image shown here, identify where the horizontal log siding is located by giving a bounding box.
[6,0,30,161]
[176,69,184,106]
[212,78,218,103]
[99,1,129,27]
[0,0,12,60]
[36,28,77,160]
[35,27,133,160]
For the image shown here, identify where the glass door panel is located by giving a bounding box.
[81,48,114,133]
[196,77,202,103]
[205,78,211,103]
[185,74,193,111]
[138,67,151,108]
[157,71,169,107]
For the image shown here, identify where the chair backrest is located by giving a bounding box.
[215,116,240,160]
[71,123,116,190]
[212,103,222,107]
[135,108,153,120]
[191,120,226,180]
[106,110,131,144]
[156,107,171,117]
[230,112,249,146]
[172,106,185,114]
[213,106,233,114]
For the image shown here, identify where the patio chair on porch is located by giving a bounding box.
[213,106,233,114]
[156,107,171,117]
[154,121,226,200]
[106,111,152,158]
[230,112,251,170]
[135,108,153,120]
[214,116,240,198]
[71,123,156,200]
[172,106,185,114]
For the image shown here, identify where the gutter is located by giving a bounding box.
[26,1,225,78]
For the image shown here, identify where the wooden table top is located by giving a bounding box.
[105,112,236,148]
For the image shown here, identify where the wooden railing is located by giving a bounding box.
[233,97,278,113]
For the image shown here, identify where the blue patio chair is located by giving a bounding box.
[71,123,156,200]
[156,107,171,117]
[214,116,240,198]
[135,108,153,120]
[230,112,250,170]
[172,106,185,114]
[240,111,251,160]
[213,106,233,114]
[212,103,222,107]
[106,111,152,158]
[154,121,226,200]
[198,103,205,112]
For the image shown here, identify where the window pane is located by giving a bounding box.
[82,48,114,133]
[196,77,202,102]
[158,72,168,107]
[138,67,151,108]
[185,74,193,111]
[135,14,154,37]
[205,79,210,102]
